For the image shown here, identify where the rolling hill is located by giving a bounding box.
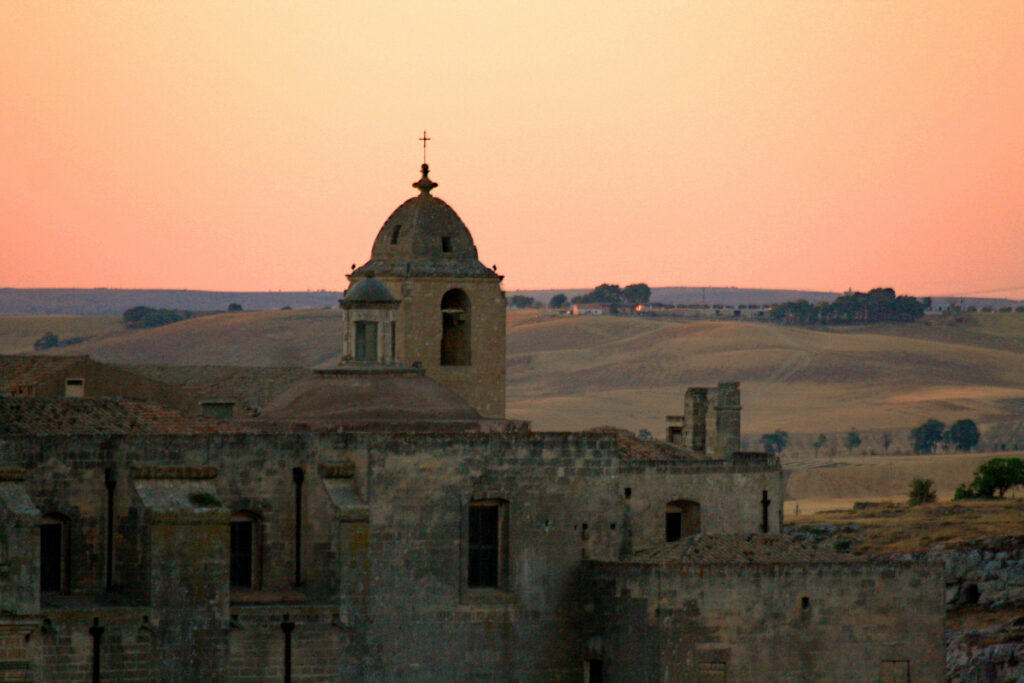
[3,309,1024,449]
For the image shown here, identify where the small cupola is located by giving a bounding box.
[339,277,400,365]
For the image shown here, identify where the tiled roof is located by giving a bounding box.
[629,534,857,564]
[123,364,312,412]
[0,355,87,392]
[0,397,251,435]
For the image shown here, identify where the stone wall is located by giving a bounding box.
[582,559,947,682]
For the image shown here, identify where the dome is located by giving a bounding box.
[341,278,397,306]
[260,369,481,427]
[351,165,498,279]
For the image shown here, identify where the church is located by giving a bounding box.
[0,164,944,681]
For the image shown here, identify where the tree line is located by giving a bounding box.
[760,418,981,457]
[770,287,925,325]
[508,283,652,310]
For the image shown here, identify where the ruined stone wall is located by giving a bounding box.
[381,276,506,418]
[583,560,946,682]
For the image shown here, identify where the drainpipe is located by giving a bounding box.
[292,468,304,586]
[89,617,104,683]
[281,614,295,683]
[104,468,116,591]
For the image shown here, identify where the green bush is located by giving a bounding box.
[954,458,1024,499]
[908,478,936,505]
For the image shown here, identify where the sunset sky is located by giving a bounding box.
[2,1,1023,297]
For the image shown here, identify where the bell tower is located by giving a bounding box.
[348,164,505,418]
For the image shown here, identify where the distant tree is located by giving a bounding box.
[911,419,945,454]
[33,331,59,351]
[123,306,190,329]
[908,478,937,505]
[227,303,243,312]
[622,283,652,305]
[813,433,828,457]
[509,295,535,309]
[844,428,861,455]
[760,430,789,455]
[548,293,568,309]
[579,283,623,304]
[954,458,1024,499]
[947,419,980,452]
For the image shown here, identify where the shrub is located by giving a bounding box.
[954,458,1024,499]
[908,478,936,505]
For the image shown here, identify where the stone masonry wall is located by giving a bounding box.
[583,560,946,683]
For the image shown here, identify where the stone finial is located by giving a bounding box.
[413,164,438,195]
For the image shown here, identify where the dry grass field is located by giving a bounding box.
[3,308,1024,450]
[46,309,344,367]
[788,498,1024,555]
[506,312,1024,438]
[781,450,1024,514]
[0,315,124,354]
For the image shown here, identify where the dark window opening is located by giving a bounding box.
[666,512,682,542]
[586,659,604,683]
[801,596,811,609]
[441,236,452,252]
[354,321,378,362]
[441,289,471,366]
[201,402,235,419]
[390,320,396,361]
[230,518,255,588]
[391,225,401,244]
[40,519,65,593]
[468,500,506,589]
[665,500,700,541]
[624,487,631,499]
[962,583,980,605]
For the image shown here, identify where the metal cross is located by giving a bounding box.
[419,130,431,164]
[761,490,771,533]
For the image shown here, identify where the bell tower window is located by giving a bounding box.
[441,289,471,366]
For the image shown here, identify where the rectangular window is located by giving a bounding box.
[666,511,682,542]
[585,659,604,683]
[201,401,235,419]
[40,521,64,592]
[468,500,507,589]
[230,520,254,588]
[354,321,378,362]
[64,378,84,398]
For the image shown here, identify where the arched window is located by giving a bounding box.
[665,500,700,541]
[441,289,471,366]
[230,511,261,589]
[40,514,69,593]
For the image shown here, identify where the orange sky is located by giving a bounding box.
[2,1,1023,297]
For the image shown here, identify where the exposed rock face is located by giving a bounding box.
[946,616,1024,683]
[890,537,1024,609]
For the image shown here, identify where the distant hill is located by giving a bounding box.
[3,287,1020,316]
[507,287,1023,310]
[0,288,344,316]
[4,306,1024,448]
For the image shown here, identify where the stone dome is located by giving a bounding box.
[341,278,397,306]
[351,165,498,279]
[259,369,481,427]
